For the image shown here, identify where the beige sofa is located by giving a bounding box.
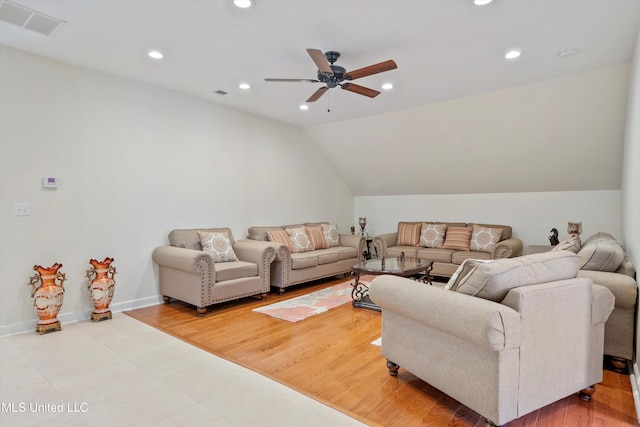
[369,251,614,426]
[528,232,637,361]
[246,222,365,294]
[374,222,523,278]
[152,228,276,315]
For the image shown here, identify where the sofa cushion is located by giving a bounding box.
[306,225,327,250]
[454,251,581,302]
[446,258,491,291]
[397,222,421,246]
[314,249,341,265]
[420,223,447,248]
[416,247,454,263]
[290,253,319,269]
[441,226,473,251]
[214,260,258,282]
[336,246,359,260]
[470,225,503,252]
[452,250,492,265]
[322,223,341,247]
[577,270,637,310]
[286,227,313,253]
[552,234,581,253]
[578,233,625,272]
[198,231,238,262]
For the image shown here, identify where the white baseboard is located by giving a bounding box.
[631,362,640,424]
[0,295,163,337]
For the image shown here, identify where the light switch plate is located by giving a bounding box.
[14,203,30,216]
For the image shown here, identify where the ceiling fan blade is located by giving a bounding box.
[341,83,380,98]
[265,78,319,83]
[306,86,329,102]
[345,60,397,80]
[306,48,333,75]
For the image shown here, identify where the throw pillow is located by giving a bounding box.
[441,226,473,251]
[305,225,326,250]
[420,223,447,248]
[470,225,503,252]
[267,229,291,250]
[322,223,341,247]
[397,223,421,246]
[445,258,490,291]
[454,251,581,302]
[552,234,581,253]
[286,227,312,253]
[198,231,238,262]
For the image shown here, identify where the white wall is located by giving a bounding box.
[0,47,354,334]
[354,190,621,247]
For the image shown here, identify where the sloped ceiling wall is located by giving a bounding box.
[305,64,630,196]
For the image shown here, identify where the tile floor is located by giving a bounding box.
[0,313,366,427]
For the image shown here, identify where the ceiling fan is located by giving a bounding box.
[265,49,397,103]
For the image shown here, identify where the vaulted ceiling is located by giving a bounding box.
[2,0,639,195]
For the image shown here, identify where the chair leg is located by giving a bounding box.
[196,306,207,317]
[485,419,504,427]
[163,296,171,304]
[579,385,596,401]
[387,360,399,376]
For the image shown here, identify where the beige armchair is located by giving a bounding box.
[152,228,276,316]
[369,251,614,426]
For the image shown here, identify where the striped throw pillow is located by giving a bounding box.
[305,225,327,250]
[267,229,291,250]
[441,226,473,251]
[397,223,421,246]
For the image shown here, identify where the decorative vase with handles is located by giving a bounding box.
[28,263,66,334]
[86,257,116,322]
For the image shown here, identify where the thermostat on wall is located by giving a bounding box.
[42,177,58,189]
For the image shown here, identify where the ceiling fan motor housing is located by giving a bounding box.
[317,64,346,87]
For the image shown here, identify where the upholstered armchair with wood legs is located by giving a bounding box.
[369,251,615,427]
[152,228,276,316]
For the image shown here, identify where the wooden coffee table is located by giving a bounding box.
[351,257,433,311]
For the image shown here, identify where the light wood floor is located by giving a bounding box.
[126,276,638,426]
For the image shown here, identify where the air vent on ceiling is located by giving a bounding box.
[0,0,65,36]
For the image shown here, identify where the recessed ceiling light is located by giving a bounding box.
[474,0,493,5]
[299,104,309,111]
[504,50,521,60]
[233,0,252,8]
[148,50,163,60]
[558,48,579,59]
[382,83,393,90]
[239,83,251,90]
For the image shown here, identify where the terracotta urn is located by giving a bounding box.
[86,257,116,322]
[28,263,66,334]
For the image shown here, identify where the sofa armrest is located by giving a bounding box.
[233,240,277,285]
[152,245,216,283]
[373,233,398,257]
[369,275,521,351]
[339,234,366,261]
[492,238,523,259]
[577,270,637,310]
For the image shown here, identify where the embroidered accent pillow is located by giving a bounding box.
[198,231,238,262]
[321,223,341,247]
[441,226,473,251]
[420,223,447,248]
[305,225,326,250]
[397,223,421,246]
[470,225,503,252]
[286,227,312,253]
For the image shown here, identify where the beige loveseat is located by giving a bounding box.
[152,228,276,315]
[374,222,523,278]
[246,222,365,294]
[369,251,614,426]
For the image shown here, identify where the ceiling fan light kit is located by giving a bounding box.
[265,48,397,104]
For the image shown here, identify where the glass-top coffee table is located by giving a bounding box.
[351,257,433,311]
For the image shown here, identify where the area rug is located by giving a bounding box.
[253,275,374,322]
